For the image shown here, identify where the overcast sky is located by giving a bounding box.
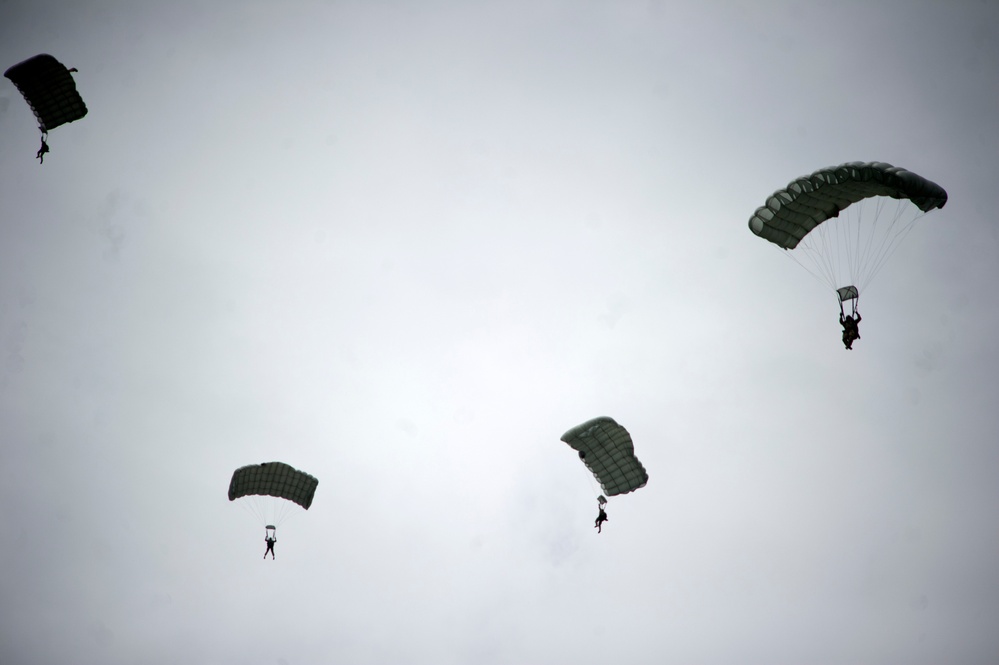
[2,2,998,664]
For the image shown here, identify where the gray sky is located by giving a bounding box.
[2,2,998,664]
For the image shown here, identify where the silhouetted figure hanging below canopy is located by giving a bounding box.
[264,526,277,560]
[594,503,609,534]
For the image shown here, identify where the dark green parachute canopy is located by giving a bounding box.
[561,417,648,497]
[837,286,859,303]
[748,162,947,250]
[5,54,87,133]
[228,462,319,510]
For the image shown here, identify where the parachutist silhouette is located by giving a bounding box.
[595,507,608,533]
[264,535,276,559]
[840,311,861,350]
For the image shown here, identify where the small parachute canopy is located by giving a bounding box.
[837,286,859,303]
[228,462,318,510]
[5,54,87,133]
[748,162,947,250]
[561,417,648,497]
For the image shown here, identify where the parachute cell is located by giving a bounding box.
[561,417,648,497]
[228,462,318,510]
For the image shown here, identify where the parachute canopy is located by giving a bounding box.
[837,285,859,303]
[228,462,318,510]
[748,161,948,300]
[561,417,648,497]
[4,54,87,133]
[748,162,947,250]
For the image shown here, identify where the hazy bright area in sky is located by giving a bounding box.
[1,2,998,664]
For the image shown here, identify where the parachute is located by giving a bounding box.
[836,285,860,316]
[748,162,947,306]
[4,54,88,162]
[228,462,318,527]
[561,417,648,497]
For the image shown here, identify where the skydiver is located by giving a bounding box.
[594,506,608,534]
[840,311,861,350]
[264,535,276,559]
